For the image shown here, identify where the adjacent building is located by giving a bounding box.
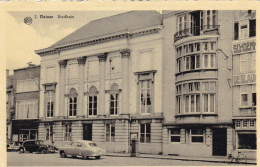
[161,10,234,157]
[6,70,14,141]
[12,65,40,142]
[232,10,256,159]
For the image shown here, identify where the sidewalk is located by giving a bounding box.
[105,152,257,165]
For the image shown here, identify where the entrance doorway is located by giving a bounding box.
[83,124,92,141]
[212,128,227,156]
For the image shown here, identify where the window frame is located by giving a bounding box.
[46,91,54,118]
[45,125,53,141]
[88,95,98,117]
[169,128,181,143]
[110,93,119,116]
[68,97,77,117]
[190,129,204,144]
[105,124,115,142]
[240,86,249,107]
[140,123,151,143]
[140,80,152,115]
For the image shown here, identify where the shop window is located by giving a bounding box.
[106,124,115,142]
[140,123,151,143]
[190,129,204,143]
[169,129,180,143]
[249,120,255,127]
[237,133,256,150]
[235,120,241,127]
[64,124,72,141]
[203,94,215,113]
[46,91,54,118]
[140,80,152,114]
[242,120,248,127]
[46,125,53,141]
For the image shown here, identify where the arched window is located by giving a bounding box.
[88,86,98,116]
[109,84,119,116]
[68,88,77,117]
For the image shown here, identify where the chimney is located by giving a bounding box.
[6,69,10,76]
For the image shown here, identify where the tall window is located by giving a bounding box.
[206,10,218,29]
[68,88,77,117]
[110,94,118,115]
[169,129,181,143]
[109,84,120,116]
[46,125,53,141]
[140,80,152,114]
[64,124,72,141]
[190,129,204,143]
[46,91,54,118]
[184,94,200,113]
[88,86,98,116]
[177,96,182,114]
[16,79,39,93]
[106,124,115,142]
[140,123,151,143]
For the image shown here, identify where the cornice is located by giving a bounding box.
[35,27,162,56]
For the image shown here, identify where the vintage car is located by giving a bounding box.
[59,140,106,159]
[7,141,21,152]
[19,140,48,153]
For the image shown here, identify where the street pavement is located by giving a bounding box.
[7,152,255,166]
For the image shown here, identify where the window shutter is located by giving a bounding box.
[249,19,256,37]
[234,23,239,40]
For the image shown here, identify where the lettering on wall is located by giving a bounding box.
[232,39,256,55]
[233,73,256,85]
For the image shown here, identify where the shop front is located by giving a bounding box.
[12,120,39,142]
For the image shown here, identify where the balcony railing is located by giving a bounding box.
[174,25,220,42]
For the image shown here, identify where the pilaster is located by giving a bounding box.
[120,49,131,115]
[77,57,86,118]
[58,60,67,119]
[98,53,107,117]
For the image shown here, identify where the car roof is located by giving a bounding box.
[72,140,95,144]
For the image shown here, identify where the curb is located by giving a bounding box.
[104,154,257,165]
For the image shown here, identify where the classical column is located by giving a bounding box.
[120,49,131,115]
[77,57,86,118]
[58,60,67,119]
[98,53,107,117]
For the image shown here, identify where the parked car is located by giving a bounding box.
[59,140,106,159]
[19,140,48,153]
[7,141,21,152]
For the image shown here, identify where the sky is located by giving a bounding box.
[4,11,125,74]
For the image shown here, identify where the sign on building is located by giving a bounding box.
[233,73,256,85]
[232,39,256,55]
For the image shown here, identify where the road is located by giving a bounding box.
[7,152,253,166]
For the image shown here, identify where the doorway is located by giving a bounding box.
[212,128,227,156]
[83,124,92,141]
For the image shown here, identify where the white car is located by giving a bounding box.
[59,140,106,160]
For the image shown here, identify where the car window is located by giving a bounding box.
[89,143,97,147]
[71,142,81,147]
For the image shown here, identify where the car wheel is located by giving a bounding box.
[41,149,47,154]
[60,151,67,158]
[95,156,101,159]
[83,156,89,160]
[19,148,24,153]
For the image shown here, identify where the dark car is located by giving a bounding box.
[19,140,48,153]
